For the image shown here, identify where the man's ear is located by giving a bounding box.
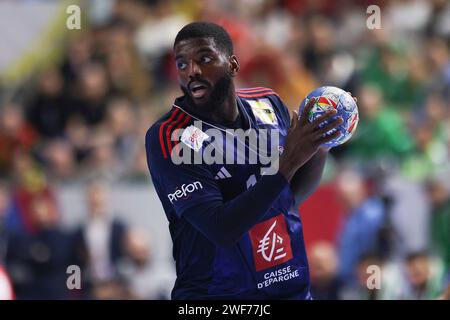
[229,55,240,77]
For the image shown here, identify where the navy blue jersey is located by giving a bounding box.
[146,87,311,299]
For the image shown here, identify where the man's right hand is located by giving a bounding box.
[278,98,343,182]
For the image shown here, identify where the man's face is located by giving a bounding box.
[174,37,234,111]
[407,256,430,288]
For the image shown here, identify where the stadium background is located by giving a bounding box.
[0,0,449,300]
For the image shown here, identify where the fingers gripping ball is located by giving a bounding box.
[299,86,359,148]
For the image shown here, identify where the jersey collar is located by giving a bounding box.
[172,94,252,132]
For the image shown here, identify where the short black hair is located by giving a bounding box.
[406,250,429,262]
[174,22,233,55]
[358,252,382,265]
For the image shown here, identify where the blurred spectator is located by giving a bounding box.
[426,37,450,100]
[81,128,122,182]
[5,195,73,299]
[309,241,342,300]
[133,0,188,88]
[88,0,116,26]
[301,14,357,89]
[65,115,91,164]
[72,181,128,298]
[238,48,318,109]
[239,49,286,95]
[60,33,94,85]
[385,251,447,300]
[426,0,450,37]
[105,96,138,167]
[42,139,77,183]
[252,0,294,51]
[401,120,449,182]
[105,21,152,100]
[422,93,448,138]
[70,62,111,127]
[26,68,69,139]
[0,104,38,178]
[336,169,385,286]
[0,182,9,263]
[123,105,157,182]
[125,148,151,183]
[386,0,432,36]
[119,229,170,299]
[302,15,335,79]
[5,152,60,234]
[339,253,383,300]
[382,173,430,258]
[346,84,414,163]
[425,178,450,271]
[360,34,419,108]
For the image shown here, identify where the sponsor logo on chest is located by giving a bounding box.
[248,214,293,271]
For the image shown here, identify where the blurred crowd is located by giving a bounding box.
[0,0,449,299]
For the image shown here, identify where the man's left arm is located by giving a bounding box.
[289,147,328,206]
[276,92,356,207]
[270,92,338,207]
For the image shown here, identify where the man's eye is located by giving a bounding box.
[177,62,187,70]
[201,56,212,64]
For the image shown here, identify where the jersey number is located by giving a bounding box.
[246,174,257,189]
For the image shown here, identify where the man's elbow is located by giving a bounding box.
[294,187,317,207]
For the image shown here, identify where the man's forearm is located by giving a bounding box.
[182,172,289,247]
[290,148,328,206]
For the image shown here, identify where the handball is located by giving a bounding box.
[299,86,359,148]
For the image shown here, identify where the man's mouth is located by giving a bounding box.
[189,82,209,99]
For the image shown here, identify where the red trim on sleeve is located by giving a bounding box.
[236,87,272,93]
[166,113,191,157]
[159,108,180,159]
[237,91,279,99]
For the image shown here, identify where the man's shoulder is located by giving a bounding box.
[145,106,193,160]
[236,86,287,112]
[237,87,290,126]
[236,87,280,100]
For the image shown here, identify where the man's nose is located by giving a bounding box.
[188,61,202,78]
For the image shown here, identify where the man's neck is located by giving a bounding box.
[183,88,239,125]
[207,92,239,124]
